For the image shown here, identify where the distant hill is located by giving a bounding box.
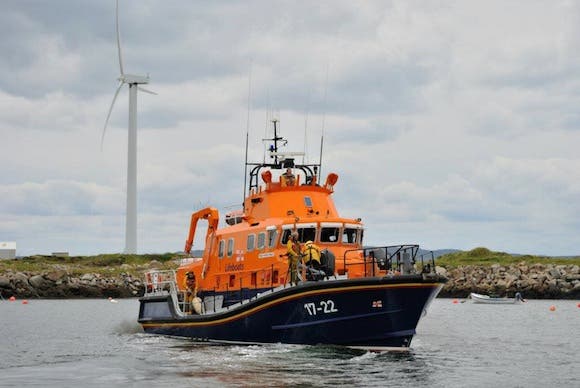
[420,249,461,258]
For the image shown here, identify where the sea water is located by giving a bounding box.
[0,298,578,387]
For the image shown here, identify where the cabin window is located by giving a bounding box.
[227,238,234,257]
[342,227,358,244]
[281,229,292,245]
[247,234,255,251]
[267,229,278,248]
[218,240,225,258]
[304,196,313,207]
[281,226,316,245]
[257,232,266,250]
[320,227,340,243]
[299,227,316,243]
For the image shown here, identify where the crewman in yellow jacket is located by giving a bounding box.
[286,231,301,285]
[303,240,321,269]
[183,271,198,314]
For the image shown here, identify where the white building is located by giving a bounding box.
[0,242,16,259]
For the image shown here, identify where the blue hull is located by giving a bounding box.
[139,275,444,349]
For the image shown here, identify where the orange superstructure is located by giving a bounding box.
[175,120,372,298]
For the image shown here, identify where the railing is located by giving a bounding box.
[143,263,296,314]
[215,261,300,310]
[342,245,437,278]
[143,269,191,314]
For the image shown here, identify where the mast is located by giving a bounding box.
[243,62,252,206]
[271,118,281,166]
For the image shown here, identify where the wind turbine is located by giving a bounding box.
[102,0,155,254]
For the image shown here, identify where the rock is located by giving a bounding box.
[549,268,561,279]
[435,266,447,276]
[0,276,12,289]
[29,275,49,289]
[148,260,162,269]
[46,270,68,282]
[80,273,94,282]
[13,272,29,284]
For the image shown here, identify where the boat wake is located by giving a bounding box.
[112,320,144,335]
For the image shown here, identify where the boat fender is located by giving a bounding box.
[192,297,203,314]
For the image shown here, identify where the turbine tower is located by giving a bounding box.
[102,0,155,254]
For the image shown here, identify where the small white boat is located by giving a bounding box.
[470,292,525,304]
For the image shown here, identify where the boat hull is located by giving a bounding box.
[470,292,521,304]
[139,275,445,349]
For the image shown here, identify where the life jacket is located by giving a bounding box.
[304,242,321,263]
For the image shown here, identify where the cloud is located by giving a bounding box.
[0,180,123,216]
[2,1,580,256]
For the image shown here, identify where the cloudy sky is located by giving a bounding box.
[2,1,580,256]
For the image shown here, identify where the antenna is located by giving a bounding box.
[101,0,156,254]
[319,62,329,181]
[263,89,270,164]
[243,61,252,207]
[303,87,311,165]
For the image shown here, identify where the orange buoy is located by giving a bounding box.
[452,299,459,304]
[9,296,16,302]
[549,305,556,311]
[22,300,28,305]
[577,303,580,308]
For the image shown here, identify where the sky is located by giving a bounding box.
[1,0,580,257]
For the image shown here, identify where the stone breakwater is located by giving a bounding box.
[437,263,580,299]
[1,262,579,299]
[0,270,144,299]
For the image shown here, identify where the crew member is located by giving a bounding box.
[286,231,301,285]
[282,168,296,186]
[303,240,321,270]
[183,271,198,314]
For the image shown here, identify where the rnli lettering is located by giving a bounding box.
[225,263,244,272]
[304,300,338,316]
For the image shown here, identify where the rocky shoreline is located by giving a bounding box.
[0,270,143,299]
[1,261,579,300]
[437,262,580,299]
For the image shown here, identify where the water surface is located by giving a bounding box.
[0,298,578,387]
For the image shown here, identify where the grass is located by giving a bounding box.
[435,247,580,268]
[2,248,579,275]
[0,253,183,277]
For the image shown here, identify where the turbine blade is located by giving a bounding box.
[116,0,124,75]
[101,82,124,150]
[138,86,157,95]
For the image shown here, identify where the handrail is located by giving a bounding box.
[143,269,187,314]
[342,245,437,278]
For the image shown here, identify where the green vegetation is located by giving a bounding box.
[0,253,183,276]
[2,248,579,276]
[436,247,580,268]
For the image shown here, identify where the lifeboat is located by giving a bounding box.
[138,119,447,350]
